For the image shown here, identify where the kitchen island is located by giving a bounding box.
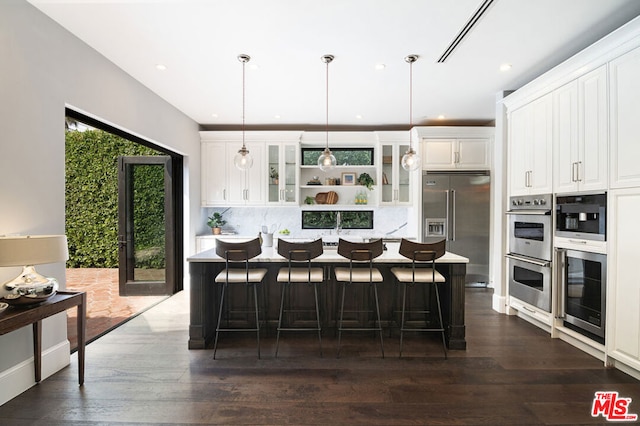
[187,242,469,351]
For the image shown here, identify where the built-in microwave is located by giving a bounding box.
[555,193,606,241]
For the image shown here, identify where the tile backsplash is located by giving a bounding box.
[201,206,409,239]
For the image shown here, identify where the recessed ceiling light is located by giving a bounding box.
[374,63,386,70]
[437,115,446,120]
[499,63,512,72]
[211,113,219,118]
[274,114,281,119]
[155,64,167,71]
[356,114,363,119]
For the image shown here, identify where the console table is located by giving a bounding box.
[0,291,86,385]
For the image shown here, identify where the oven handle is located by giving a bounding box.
[505,253,551,268]
[505,210,552,215]
[556,248,566,319]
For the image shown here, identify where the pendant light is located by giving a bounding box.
[318,54,337,172]
[234,54,254,171]
[401,54,421,171]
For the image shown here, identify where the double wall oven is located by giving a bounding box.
[506,194,553,312]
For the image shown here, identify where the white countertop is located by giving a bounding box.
[188,242,469,264]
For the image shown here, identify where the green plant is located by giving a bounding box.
[304,196,315,205]
[357,172,374,190]
[270,166,279,179]
[207,212,226,228]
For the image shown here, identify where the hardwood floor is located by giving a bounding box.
[1,287,638,425]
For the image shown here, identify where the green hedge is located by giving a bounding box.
[65,129,161,268]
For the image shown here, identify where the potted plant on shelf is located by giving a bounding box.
[207,212,226,235]
[357,172,374,190]
[270,167,279,185]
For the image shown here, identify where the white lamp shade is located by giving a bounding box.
[0,235,69,267]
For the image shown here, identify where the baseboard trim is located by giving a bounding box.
[492,293,507,314]
[0,340,70,406]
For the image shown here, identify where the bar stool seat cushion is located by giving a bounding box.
[334,267,383,283]
[215,268,268,283]
[277,267,324,283]
[390,267,446,283]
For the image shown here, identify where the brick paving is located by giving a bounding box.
[65,268,167,350]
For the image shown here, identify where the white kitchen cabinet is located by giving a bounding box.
[379,142,412,206]
[553,65,608,193]
[422,138,490,170]
[201,141,265,206]
[610,46,640,189]
[608,188,640,371]
[508,93,553,196]
[267,143,298,205]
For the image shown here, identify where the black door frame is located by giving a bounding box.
[66,108,184,295]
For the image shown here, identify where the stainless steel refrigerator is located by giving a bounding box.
[422,171,490,286]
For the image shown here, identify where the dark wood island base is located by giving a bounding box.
[188,246,467,352]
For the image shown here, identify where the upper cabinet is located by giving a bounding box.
[378,131,413,206]
[422,138,490,170]
[508,94,553,196]
[267,142,298,205]
[553,65,608,193]
[610,45,640,189]
[201,140,265,206]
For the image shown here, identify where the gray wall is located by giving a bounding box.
[0,0,200,402]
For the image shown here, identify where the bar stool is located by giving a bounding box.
[390,238,447,358]
[334,238,385,358]
[213,237,267,359]
[275,238,324,357]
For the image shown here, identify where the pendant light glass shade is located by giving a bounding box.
[401,54,421,171]
[318,54,336,172]
[401,147,420,171]
[317,147,336,172]
[234,54,253,171]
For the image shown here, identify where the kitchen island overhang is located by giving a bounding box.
[187,243,469,351]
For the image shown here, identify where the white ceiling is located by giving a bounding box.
[28,0,640,128]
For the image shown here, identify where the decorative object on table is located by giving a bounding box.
[270,166,279,185]
[326,190,339,204]
[401,54,421,171]
[207,212,227,235]
[304,196,316,205]
[357,172,374,190]
[341,172,356,186]
[317,54,337,172]
[355,190,368,205]
[279,228,291,236]
[0,235,69,305]
[233,54,254,171]
[0,302,8,313]
[307,176,322,185]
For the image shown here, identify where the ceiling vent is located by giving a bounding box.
[437,0,496,63]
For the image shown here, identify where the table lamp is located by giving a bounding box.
[0,235,69,305]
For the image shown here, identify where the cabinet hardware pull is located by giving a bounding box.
[576,161,582,182]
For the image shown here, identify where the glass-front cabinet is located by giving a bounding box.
[267,143,298,205]
[380,142,411,205]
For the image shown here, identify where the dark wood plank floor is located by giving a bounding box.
[1,287,638,425]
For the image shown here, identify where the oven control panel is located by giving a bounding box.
[509,194,552,211]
